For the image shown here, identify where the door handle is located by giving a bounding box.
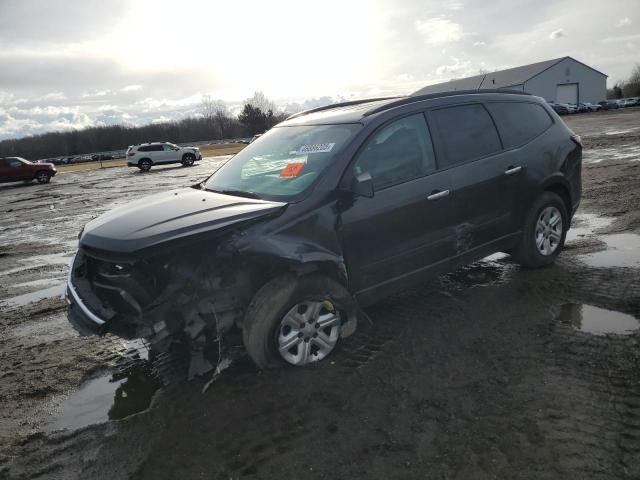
[427,189,450,200]
[504,166,522,175]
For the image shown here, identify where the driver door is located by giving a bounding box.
[339,113,457,296]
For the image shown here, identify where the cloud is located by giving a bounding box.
[473,41,486,47]
[416,18,464,44]
[121,84,142,92]
[549,29,565,39]
[616,17,631,27]
[435,57,473,78]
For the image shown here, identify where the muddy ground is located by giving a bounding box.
[1,108,639,479]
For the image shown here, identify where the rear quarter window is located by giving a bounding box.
[485,102,553,149]
[430,104,502,168]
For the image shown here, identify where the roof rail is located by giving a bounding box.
[285,97,401,121]
[363,89,531,117]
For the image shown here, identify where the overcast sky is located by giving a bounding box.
[0,0,637,140]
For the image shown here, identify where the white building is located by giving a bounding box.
[413,56,607,104]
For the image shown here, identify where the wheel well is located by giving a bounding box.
[138,158,152,164]
[545,183,571,216]
[35,170,50,177]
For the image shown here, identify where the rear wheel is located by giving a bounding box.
[138,159,152,171]
[242,274,350,369]
[35,171,51,184]
[512,191,568,268]
[181,153,195,167]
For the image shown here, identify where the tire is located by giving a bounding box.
[181,153,195,167]
[35,171,51,184]
[138,159,152,171]
[512,191,568,268]
[242,274,352,369]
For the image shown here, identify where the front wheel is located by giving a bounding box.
[242,274,351,369]
[512,191,568,268]
[36,171,51,184]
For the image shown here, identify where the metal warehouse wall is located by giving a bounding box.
[524,57,607,103]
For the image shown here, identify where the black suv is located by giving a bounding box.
[67,90,582,372]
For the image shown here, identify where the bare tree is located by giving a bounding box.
[212,99,230,138]
[622,64,640,97]
[200,94,216,120]
[245,91,277,114]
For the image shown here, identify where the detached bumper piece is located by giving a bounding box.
[66,282,107,336]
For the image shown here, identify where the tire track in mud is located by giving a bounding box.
[506,256,640,479]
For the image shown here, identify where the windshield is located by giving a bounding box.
[204,124,360,201]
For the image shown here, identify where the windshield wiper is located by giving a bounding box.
[208,188,262,200]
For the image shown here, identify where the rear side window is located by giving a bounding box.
[353,113,436,191]
[431,104,501,167]
[486,102,553,148]
[138,146,150,152]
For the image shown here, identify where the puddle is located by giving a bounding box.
[0,283,65,307]
[579,233,640,268]
[558,303,640,335]
[565,213,612,242]
[45,362,161,432]
[583,144,639,164]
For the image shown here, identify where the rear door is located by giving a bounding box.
[428,103,517,251]
[0,158,10,181]
[484,101,555,232]
[340,113,456,294]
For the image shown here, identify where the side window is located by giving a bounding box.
[150,145,163,152]
[138,146,149,152]
[0,159,7,167]
[353,113,436,191]
[431,104,501,167]
[485,102,553,148]
[8,158,23,167]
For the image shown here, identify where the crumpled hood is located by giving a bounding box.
[81,188,286,253]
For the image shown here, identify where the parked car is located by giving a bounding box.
[547,101,569,115]
[598,100,619,110]
[574,103,589,113]
[67,91,582,371]
[623,97,640,107]
[581,102,601,112]
[125,142,202,171]
[0,156,57,184]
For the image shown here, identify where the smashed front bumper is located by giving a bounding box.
[66,279,107,336]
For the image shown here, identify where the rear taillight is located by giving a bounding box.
[128,151,135,156]
[570,134,582,147]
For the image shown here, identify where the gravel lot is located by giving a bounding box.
[1,109,640,480]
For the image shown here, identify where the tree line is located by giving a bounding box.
[0,91,290,160]
[607,64,640,99]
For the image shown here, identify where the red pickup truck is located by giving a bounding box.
[0,157,57,184]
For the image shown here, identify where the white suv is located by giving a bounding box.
[126,142,202,171]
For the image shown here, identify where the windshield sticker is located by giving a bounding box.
[297,143,335,155]
[280,162,305,178]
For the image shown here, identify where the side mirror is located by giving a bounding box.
[351,172,374,198]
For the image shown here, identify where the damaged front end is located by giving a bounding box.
[67,239,254,376]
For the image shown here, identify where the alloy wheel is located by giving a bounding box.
[535,206,563,256]
[276,300,340,366]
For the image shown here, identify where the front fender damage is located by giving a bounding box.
[74,211,360,378]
